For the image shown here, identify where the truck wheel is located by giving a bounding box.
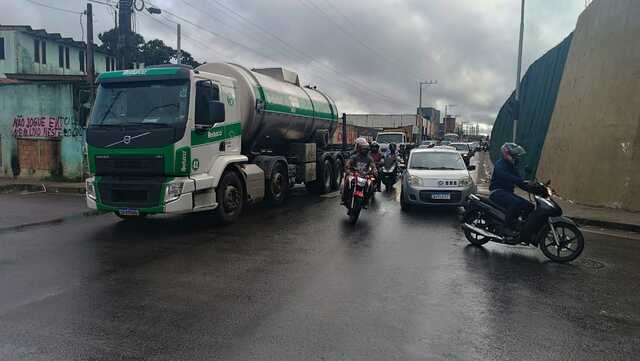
[216,171,244,224]
[332,159,343,191]
[266,162,288,206]
[320,159,334,194]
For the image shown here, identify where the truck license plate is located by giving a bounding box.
[431,192,451,200]
[118,208,140,216]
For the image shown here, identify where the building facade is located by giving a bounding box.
[0,25,117,179]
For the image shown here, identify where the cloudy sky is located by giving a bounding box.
[4,0,588,131]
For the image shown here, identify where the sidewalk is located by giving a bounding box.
[0,177,85,194]
[475,153,640,233]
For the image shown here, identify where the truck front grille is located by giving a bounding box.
[95,155,164,176]
[98,176,163,208]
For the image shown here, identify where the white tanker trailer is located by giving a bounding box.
[85,63,352,222]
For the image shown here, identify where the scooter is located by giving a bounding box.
[379,156,398,191]
[344,171,375,224]
[461,181,585,263]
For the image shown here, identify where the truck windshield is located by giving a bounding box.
[410,152,466,170]
[90,80,189,127]
[377,133,404,144]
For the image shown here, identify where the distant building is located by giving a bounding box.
[417,107,441,138]
[0,25,116,80]
[443,116,456,134]
[0,25,121,179]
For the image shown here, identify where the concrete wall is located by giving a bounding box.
[0,30,112,76]
[537,0,640,211]
[0,83,85,179]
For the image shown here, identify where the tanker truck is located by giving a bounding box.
[85,63,352,223]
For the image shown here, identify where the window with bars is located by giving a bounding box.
[79,50,85,72]
[41,40,46,64]
[58,45,64,67]
[65,47,70,69]
[0,37,5,60]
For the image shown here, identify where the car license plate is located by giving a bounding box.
[118,208,139,216]
[431,192,451,200]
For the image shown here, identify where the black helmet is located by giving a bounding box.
[389,143,397,152]
[370,141,380,152]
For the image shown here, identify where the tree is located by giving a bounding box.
[97,28,145,59]
[140,39,175,66]
[179,50,202,68]
[97,27,203,68]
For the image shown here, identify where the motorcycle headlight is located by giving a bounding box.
[459,176,473,187]
[357,178,367,187]
[165,181,184,203]
[408,175,422,186]
[86,179,96,200]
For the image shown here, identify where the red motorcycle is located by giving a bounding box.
[344,171,375,224]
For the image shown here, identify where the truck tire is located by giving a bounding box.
[332,158,344,191]
[216,171,244,224]
[305,158,333,194]
[265,162,288,206]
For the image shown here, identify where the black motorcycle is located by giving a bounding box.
[379,156,398,191]
[344,171,375,224]
[461,181,585,263]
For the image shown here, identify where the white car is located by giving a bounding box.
[401,147,476,209]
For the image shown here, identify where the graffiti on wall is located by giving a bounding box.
[11,115,84,138]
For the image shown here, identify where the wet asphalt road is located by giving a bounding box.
[1,181,640,360]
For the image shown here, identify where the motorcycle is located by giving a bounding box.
[379,156,398,191]
[344,171,375,224]
[461,181,585,263]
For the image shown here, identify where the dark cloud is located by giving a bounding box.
[3,0,585,128]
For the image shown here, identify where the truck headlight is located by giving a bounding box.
[86,179,96,200]
[165,182,184,203]
[459,176,473,187]
[409,175,422,186]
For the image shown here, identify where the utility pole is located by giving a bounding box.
[513,0,525,142]
[417,80,437,144]
[86,3,95,100]
[176,23,182,64]
[118,0,133,69]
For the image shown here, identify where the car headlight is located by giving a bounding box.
[408,175,422,186]
[86,179,96,200]
[459,176,473,187]
[165,181,184,203]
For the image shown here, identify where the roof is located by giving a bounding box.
[0,25,111,55]
[412,146,458,153]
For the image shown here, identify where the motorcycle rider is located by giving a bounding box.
[370,141,383,191]
[342,137,376,205]
[489,142,533,235]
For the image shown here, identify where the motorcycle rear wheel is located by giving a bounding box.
[463,210,490,246]
[538,222,584,263]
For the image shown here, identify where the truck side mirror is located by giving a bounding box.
[209,100,225,124]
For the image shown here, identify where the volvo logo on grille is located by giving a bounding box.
[105,132,151,148]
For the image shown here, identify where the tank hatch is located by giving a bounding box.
[252,67,300,86]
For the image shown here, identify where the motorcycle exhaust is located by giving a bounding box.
[462,223,504,241]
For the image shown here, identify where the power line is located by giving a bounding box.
[197,0,415,108]
[145,0,412,109]
[25,0,82,15]
[298,0,421,82]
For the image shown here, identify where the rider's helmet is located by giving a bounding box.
[388,143,397,153]
[370,141,380,152]
[355,137,370,155]
[501,142,526,163]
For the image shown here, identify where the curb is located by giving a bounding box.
[0,183,85,195]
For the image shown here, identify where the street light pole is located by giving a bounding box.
[176,23,182,64]
[513,0,525,142]
[417,80,437,144]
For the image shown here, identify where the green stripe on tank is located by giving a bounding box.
[258,86,336,121]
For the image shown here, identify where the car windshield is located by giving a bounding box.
[409,152,466,170]
[451,143,469,151]
[377,133,404,144]
[90,80,190,127]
